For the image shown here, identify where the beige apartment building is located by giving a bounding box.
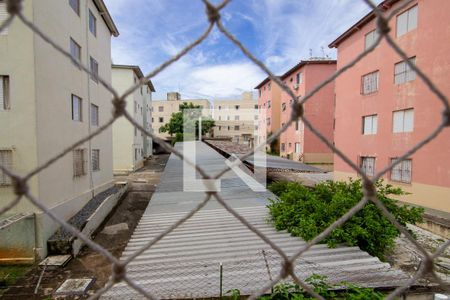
[213,92,258,145]
[112,65,155,175]
[0,0,118,258]
[152,92,211,140]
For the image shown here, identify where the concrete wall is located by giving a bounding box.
[112,67,150,174]
[333,0,450,213]
[256,80,282,149]
[0,214,35,264]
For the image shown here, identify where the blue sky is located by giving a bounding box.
[104,0,382,100]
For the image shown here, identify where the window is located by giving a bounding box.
[159,117,164,123]
[266,118,271,125]
[134,127,137,136]
[362,115,378,135]
[254,105,258,110]
[397,5,418,37]
[0,1,9,35]
[296,72,303,85]
[364,30,379,50]
[70,38,81,64]
[234,115,239,121]
[360,157,375,176]
[227,116,230,121]
[218,126,221,131]
[395,57,416,84]
[281,143,285,152]
[152,117,154,123]
[267,100,271,108]
[91,104,99,126]
[90,57,99,83]
[0,75,10,111]
[393,109,414,133]
[295,121,301,131]
[92,149,100,171]
[227,126,230,131]
[268,82,271,91]
[218,106,222,110]
[295,143,302,154]
[134,148,138,161]
[158,106,164,112]
[361,71,379,95]
[89,10,97,36]
[69,0,80,15]
[73,149,86,177]
[234,125,240,131]
[0,150,12,185]
[71,94,82,121]
[282,103,286,111]
[235,105,240,110]
[391,158,412,183]
[218,116,221,121]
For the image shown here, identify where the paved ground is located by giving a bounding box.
[0,154,169,300]
[103,142,409,299]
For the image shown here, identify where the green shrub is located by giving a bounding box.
[267,179,423,260]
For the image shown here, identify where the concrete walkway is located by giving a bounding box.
[103,142,408,299]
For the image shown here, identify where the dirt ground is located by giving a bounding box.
[0,154,169,300]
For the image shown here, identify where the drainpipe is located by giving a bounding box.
[85,0,94,197]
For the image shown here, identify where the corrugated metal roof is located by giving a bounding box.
[103,142,409,299]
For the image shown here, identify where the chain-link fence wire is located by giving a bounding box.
[0,0,449,299]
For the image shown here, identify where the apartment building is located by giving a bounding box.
[279,60,336,169]
[112,65,155,175]
[255,78,282,151]
[0,0,119,257]
[152,92,211,140]
[213,92,258,145]
[329,0,450,213]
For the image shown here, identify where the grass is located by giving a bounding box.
[0,265,31,293]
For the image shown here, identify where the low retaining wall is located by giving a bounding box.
[0,213,36,264]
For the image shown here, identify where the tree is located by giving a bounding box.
[159,102,215,144]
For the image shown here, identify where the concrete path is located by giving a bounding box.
[103,142,409,299]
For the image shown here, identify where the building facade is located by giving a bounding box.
[0,0,119,258]
[112,65,155,175]
[213,92,258,145]
[255,78,282,151]
[152,92,211,140]
[279,60,336,169]
[329,0,450,213]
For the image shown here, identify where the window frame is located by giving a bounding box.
[361,71,379,95]
[362,114,378,135]
[0,75,10,111]
[393,108,414,133]
[0,149,13,186]
[91,149,100,172]
[390,158,412,183]
[70,38,81,65]
[394,57,416,85]
[89,10,97,37]
[91,103,99,126]
[69,0,80,16]
[90,56,99,83]
[396,5,418,37]
[73,149,87,177]
[364,29,379,50]
[360,156,376,177]
[71,94,82,122]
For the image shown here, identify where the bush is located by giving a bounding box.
[267,179,423,260]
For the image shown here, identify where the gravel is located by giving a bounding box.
[49,186,120,240]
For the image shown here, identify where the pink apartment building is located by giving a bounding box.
[329,0,450,213]
[279,60,336,168]
[255,77,282,151]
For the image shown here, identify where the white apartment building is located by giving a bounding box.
[213,92,258,145]
[112,65,155,175]
[152,92,212,140]
[0,0,119,258]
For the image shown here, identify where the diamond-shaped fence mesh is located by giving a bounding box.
[0,0,449,299]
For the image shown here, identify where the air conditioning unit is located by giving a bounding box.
[293,84,299,90]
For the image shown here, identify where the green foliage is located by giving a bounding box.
[267,179,423,260]
[0,265,30,290]
[266,132,280,155]
[226,288,242,300]
[159,102,215,144]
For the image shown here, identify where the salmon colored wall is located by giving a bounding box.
[257,80,282,144]
[333,0,450,207]
[279,63,336,161]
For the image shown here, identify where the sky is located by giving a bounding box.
[104,0,382,100]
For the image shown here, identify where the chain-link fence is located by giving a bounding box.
[0,0,449,299]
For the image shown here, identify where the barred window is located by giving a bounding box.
[397,5,418,37]
[71,94,82,121]
[73,149,86,177]
[90,57,99,83]
[92,149,100,171]
[0,150,12,186]
[70,38,81,64]
[364,30,379,50]
[69,0,80,15]
[395,57,416,85]
[0,75,10,111]
[360,156,375,176]
[391,158,412,183]
[361,71,379,95]
[91,104,99,126]
[0,1,9,35]
[234,125,240,131]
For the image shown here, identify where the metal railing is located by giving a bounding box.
[0,0,449,299]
